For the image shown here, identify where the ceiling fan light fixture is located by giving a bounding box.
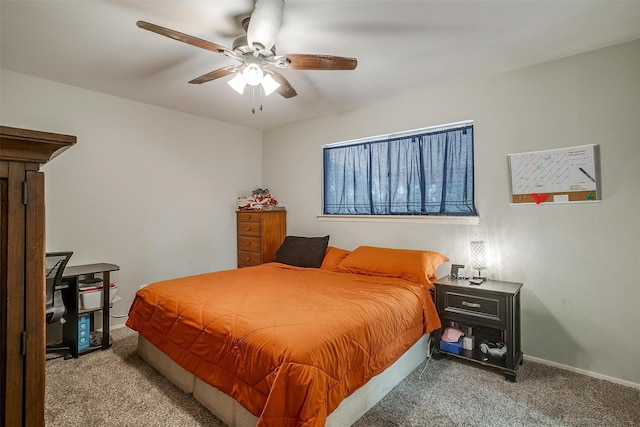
[227,73,247,94]
[242,63,264,86]
[261,73,281,96]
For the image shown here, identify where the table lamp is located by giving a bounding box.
[470,240,487,282]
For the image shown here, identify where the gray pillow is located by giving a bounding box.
[275,235,330,268]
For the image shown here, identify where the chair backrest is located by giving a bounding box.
[45,251,73,309]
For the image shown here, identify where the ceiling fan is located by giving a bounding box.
[137,0,357,111]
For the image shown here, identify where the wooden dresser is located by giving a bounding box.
[236,209,286,267]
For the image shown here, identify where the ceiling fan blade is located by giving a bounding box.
[267,70,297,98]
[275,54,358,71]
[189,66,240,84]
[137,21,236,58]
[247,0,284,52]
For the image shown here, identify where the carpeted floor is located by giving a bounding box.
[45,327,640,426]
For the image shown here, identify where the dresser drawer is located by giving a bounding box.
[442,290,506,325]
[238,250,262,267]
[237,212,262,222]
[237,221,261,237]
[238,236,261,253]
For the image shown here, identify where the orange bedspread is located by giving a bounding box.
[126,263,440,427]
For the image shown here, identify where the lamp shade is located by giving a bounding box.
[227,73,247,94]
[242,63,264,86]
[261,73,281,96]
[470,240,486,272]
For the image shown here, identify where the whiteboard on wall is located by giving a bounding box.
[508,144,601,204]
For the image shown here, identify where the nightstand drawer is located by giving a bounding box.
[443,291,506,324]
[238,236,261,253]
[237,221,261,237]
[238,250,262,267]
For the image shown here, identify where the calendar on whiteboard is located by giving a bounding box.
[508,144,601,204]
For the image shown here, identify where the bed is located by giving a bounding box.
[126,244,447,427]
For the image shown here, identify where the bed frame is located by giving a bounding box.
[137,334,431,426]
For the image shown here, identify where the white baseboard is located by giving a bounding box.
[524,354,640,390]
[93,320,129,333]
[110,322,128,331]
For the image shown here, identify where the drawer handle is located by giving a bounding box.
[246,227,251,231]
[245,257,251,262]
[462,301,481,308]
[246,242,251,246]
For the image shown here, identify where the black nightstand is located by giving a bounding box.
[432,276,523,381]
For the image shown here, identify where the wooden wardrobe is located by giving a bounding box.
[1,126,75,426]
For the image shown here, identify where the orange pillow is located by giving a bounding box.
[335,246,449,288]
[320,246,352,270]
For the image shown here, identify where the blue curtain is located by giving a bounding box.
[323,125,476,215]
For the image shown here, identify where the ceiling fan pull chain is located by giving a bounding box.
[252,86,256,114]
[260,85,264,111]
[249,85,265,114]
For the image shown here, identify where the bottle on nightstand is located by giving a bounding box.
[462,326,475,350]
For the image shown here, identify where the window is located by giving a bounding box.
[323,122,477,216]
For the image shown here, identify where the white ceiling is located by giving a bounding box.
[1,1,639,131]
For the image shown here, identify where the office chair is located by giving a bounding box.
[45,251,73,359]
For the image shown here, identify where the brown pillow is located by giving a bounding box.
[320,246,351,270]
[275,235,330,268]
[335,246,449,288]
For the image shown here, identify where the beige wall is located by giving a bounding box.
[0,69,263,325]
[263,41,640,385]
